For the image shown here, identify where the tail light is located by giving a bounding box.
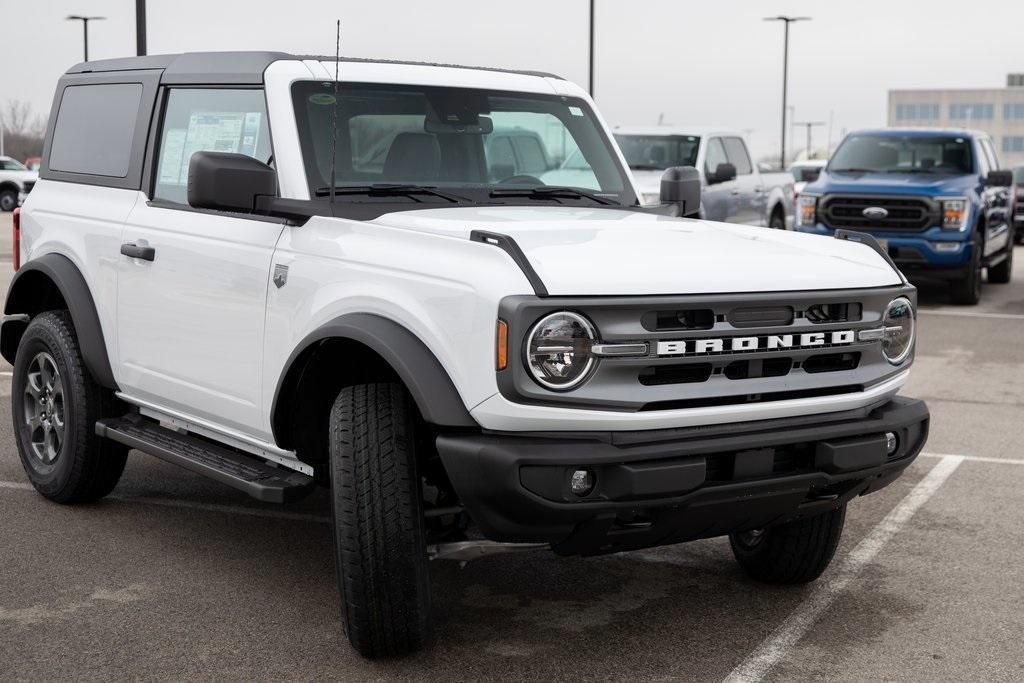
[12,207,21,271]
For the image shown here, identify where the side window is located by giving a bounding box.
[486,136,517,179]
[705,138,728,175]
[49,83,143,177]
[723,137,753,175]
[153,88,272,204]
[512,135,550,175]
[981,138,1000,171]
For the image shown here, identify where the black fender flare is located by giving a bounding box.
[2,253,118,389]
[271,313,477,445]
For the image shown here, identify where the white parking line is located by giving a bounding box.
[723,454,964,683]
[919,309,1024,320]
[921,451,1024,466]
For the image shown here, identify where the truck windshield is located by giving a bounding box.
[829,135,974,175]
[614,134,700,170]
[291,81,635,206]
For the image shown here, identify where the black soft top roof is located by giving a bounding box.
[65,51,564,84]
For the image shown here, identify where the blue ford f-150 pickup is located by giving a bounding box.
[797,129,1015,304]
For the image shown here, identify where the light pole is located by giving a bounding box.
[794,121,826,160]
[66,15,105,62]
[136,0,147,56]
[588,0,595,97]
[764,16,810,169]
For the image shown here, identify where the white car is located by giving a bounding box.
[4,52,927,658]
[0,156,37,211]
[614,126,795,228]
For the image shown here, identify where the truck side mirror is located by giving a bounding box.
[985,169,1013,187]
[188,151,277,213]
[707,162,737,185]
[660,166,702,218]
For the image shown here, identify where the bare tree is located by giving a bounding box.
[1,100,46,162]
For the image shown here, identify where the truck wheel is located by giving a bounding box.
[949,235,983,305]
[328,382,431,658]
[729,506,845,584]
[988,241,1014,284]
[12,311,128,503]
[769,209,786,230]
[0,188,17,212]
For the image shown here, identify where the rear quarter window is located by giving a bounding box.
[48,83,144,177]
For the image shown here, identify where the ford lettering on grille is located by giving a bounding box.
[657,330,856,356]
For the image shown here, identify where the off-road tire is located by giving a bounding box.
[12,311,128,503]
[769,209,786,230]
[949,234,983,305]
[729,506,846,584]
[988,239,1013,284]
[329,382,430,658]
[0,188,17,212]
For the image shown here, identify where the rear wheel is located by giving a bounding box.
[329,382,431,658]
[12,311,128,503]
[0,188,17,212]
[729,506,846,584]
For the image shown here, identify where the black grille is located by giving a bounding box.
[821,195,937,231]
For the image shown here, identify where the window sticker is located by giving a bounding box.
[309,93,337,106]
[568,106,584,117]
[173,111,253,183]
[157,128,187,184]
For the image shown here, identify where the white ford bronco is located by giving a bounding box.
[4,52,928,658]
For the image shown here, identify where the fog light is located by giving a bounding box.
[885,432,898,455]
[569,469,595,496]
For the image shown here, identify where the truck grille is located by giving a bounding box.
[820,195,937,232]
[498,287,914,412]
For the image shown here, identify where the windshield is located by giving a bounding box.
[0,158,28,171]
[829,134,974,174]
[791,165,822,182]
[291,82,635,205]
[614,134,700,170]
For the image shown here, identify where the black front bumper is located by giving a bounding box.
[436,397,929,556]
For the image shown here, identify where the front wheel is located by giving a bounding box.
[949,235,983,305]
[329,383,431,658]
[988,239,1014,284]
[729,506,846,584]
[12,311,128,502]
[0,188,17,212]
[768,210,786,230]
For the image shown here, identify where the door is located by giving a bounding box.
[116,87,283,436]
[978,136,1010,256]
[723,136,764,225]
[702,137,737,222]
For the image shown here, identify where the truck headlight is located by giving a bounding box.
[941,198,968,231]
[797,194,819,227]
[881,297,915,365]
[526,311,596,390]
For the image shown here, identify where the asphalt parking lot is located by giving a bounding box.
[0,212,1021,681]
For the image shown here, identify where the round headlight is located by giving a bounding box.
[882,297,915,364]
[525,311,597,390]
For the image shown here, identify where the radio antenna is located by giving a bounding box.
[329,19,340,207]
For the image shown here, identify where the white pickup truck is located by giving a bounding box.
[6,52,926,658]
[615,127,795,228]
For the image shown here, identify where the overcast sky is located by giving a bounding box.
[4,0,1023,160]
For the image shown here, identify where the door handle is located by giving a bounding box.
[120,243,156,261]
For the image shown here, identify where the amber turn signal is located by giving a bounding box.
[496,319,508,370]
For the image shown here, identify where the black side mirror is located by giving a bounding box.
[707,162,737,185]
[188,151,277,213]
[985,169,1013,187]
[660,166,702,217]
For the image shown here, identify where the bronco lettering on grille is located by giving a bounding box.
[656,330,856,356]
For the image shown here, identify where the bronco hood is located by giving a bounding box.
[371,206,902,296]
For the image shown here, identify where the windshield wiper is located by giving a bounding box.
[829,167,877,174]
[629,164,666,171]
[313,184,469,203]
[885,168,942,174]
[489,186,617,205]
